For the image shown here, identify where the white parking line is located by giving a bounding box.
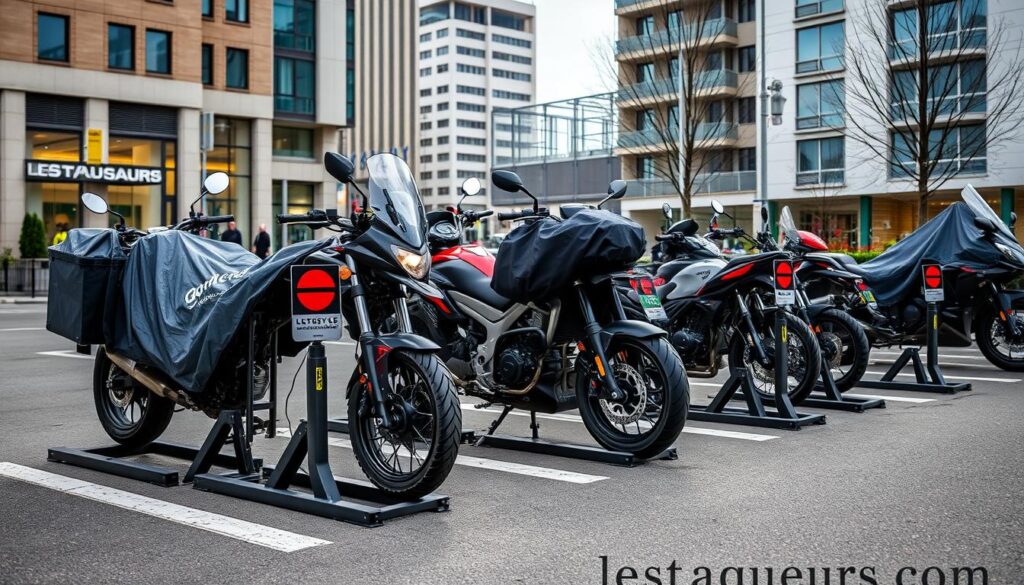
[864,370,1019,383]
[0,462,331,552]
[842,393,936,404]
[36,350,92,360]
[0,327,45,332]
[276,429,608,485]
[873,351,986,361]
[460,404,778,442]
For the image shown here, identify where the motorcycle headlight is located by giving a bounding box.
[392,245,428,279]
[996,243,1024,267]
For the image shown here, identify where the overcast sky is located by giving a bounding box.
[532,0,617,104]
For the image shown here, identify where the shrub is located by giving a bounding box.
[18,213,47,259]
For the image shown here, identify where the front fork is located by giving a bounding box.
[345,254,394,429]
[576,282,625,402]
[990,282,1023,339]
[737,290,771,365]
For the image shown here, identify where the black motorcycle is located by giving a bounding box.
[61,153,461,499]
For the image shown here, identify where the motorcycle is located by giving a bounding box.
[65,153,461,499]
[407,175,689,459]
[799,185,1024,372]
[620,200,823,405]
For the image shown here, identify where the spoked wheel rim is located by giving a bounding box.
[356,360,437,482]
[99,364,151,434]
[589,342,666,439]
[744,325,809,399]
[988,314,1024,360]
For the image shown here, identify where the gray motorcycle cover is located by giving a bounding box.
[861,202,1004,306]
[110,230,331,393]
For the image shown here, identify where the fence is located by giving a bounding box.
[0,259,49,298]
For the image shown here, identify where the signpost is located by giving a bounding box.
[922,264,945,303]
[290,266,342,342]
[774,260,796,306]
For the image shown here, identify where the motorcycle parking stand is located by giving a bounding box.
[802,362,886,412]
[192,341,450,527]
[857,302,971,394]
[688,308,827,430]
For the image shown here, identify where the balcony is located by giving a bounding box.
[614,0,679,15]
[274,95,315,117]
[616,18,737,59]
[618,70,738,105]
[616,122,737,151]
[889,28,987,64]
[625,171,756,197]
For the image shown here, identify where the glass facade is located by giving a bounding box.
[25,130,81,239]
[272,181,315,249]
[274,0,315,51]
[108,24,134,70]
[274,56,315,116]
[107,136,176,230]
[37,13,68,62]
[206,118,252,237]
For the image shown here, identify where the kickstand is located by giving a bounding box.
[486,404,513,436]
[529,411,540,440]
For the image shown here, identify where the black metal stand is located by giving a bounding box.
[193,341,449,527]
[689,308,826,430]
[803,362,886,412]
[47,410,261,487]
[858,303,971,394]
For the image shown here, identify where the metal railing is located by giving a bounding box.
[0,259,49,298]
[616,18,737,55]
[617,122,736,149]
[618,70,738,102]
[626,172,756,197]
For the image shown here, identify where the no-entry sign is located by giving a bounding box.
[290,265,342,342]
[922,264,945,303]
[774,260,796,306]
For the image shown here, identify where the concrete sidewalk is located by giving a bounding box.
[0,297,47,304]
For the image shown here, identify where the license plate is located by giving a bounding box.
[860,290,878,308]
[630,276,668,321]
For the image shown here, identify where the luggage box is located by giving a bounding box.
[46,229,126,345]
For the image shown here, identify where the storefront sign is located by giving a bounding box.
[25,160,164,185]
[86,129,103,164]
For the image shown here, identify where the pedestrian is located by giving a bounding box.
[52,223,68,246]
[220,221,243,246]
[252,224,272,259]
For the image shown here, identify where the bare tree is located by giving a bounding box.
[841,0,1024,225]
[598,0,748,215]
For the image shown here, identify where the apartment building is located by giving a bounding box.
[0,0,349,255]
[416,0,536,222]
[613,0,1024,249]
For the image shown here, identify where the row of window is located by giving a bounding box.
[420,46,532,65]
[633,0,752,37]
[421,28,532,49]
[420,2,529,31]
[202,0,249,22]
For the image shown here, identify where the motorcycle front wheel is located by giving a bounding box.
[975,307,1024,371]
[816,308,871,392]
[576,336,689,459]
[93,347,175,449]
[348,350,461,500]
[727,312,822,405]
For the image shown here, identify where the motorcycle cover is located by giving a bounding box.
[491,209,646,302]
[110,231,332,393]
[861,202,1003,306]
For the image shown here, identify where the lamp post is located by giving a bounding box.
[757,0,786,231]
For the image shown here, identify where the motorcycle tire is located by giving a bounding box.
[93,347,175,448]
[576,336,689,460]
[975,307,1024,371]
[348,350,461,500]
[727,312,821,405]
[816,308,871,392]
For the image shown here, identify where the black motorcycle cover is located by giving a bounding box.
[110,231,331,393]
[491,209,646,302]
[861,202,1003,306]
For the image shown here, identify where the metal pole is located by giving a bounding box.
[677,36,685,211]
[306,341,341,502]
[758,0,768,209]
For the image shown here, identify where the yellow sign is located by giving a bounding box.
[315,366,324,391]
[86,129,103,164]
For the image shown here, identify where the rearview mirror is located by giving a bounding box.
[324,152,355,183]
[461,177,482,196]
[203,172,230,195]
[711,200,725,214]
[607,180,627,200]
[760,206,769,223]
[491,170,524,193]
[1011,211,1018,229]
[974,216,999,233]
[81,192,109,215]
[661,202,672,220]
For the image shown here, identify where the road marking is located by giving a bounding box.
[276,429,608,484]
[864,370,1019,383]
[0,463,331,553]
[0,327,45,332]
[843,393,936,404]
[460,404,778,442]
[36,350,92,360]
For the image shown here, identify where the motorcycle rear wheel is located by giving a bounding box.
[975,308,1024,371]
[727,313,821,405]
[93,347,175,448]
[816,308,870,392]
[348,351,461,500]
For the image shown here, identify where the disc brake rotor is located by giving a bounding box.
[819,331,844,368]
[106,368,133,408]
[599,362,647,425]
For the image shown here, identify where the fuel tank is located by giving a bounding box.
[657,257,728,300]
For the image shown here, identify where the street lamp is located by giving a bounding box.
[768,80,786,126]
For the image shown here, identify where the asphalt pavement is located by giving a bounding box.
[1,302,1022,585]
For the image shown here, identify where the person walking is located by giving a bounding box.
[220,221,243,246]
[52,223,68,246]
[252,224,272,259]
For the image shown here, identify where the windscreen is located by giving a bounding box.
[779,206,799,246]
[961,185,1016,241]
[367,153,426,249]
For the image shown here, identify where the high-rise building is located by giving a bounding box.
[417,0,536,225]
[0,0,349,255]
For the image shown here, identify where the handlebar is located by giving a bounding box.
[277,209,355,232]
[655,234,675,241]
[201,214,234,224]
[476,210,495,219]
[497,209,530,221]
[277,213,315,224]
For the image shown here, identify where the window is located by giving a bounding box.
[202,0,213,18]
[891,123,986,178]
[494,90,530,101]
[420,137,433,147]
[438,170,450,178]
[420,4,449,26]
[637,62,655,83]
[275,56,315,115]
[636,108,655,131]
[420,105,432,114]
[668,10,682,30]
[737,97,756,124]
[420,121,432,131]
[420,154,433,164]
[438,187,450,195]
[457,102,486,112]
[437,46,449,56]
[458,84,485,95]
[708,150,733,173]
[494,69,531,81]
[797,80,844,129]
[438,153,450,161]
[420,67,432,77]
[272,126,314,158]
[738,147,756,171]
[226,0,249,23]
[454,2,486,23]
[420,49,431,60]
[420,171,433,180]
[438,102,449,111]
[738,0,756,22]
[420,32,432,43]
[438,136,450,145]
[420,88,432,97]
[438,119,449,127]
[458,153,486,162]
[437,28,449,38]
[226,48,249,89]
[458,136,486,146]
[201,44,213,85]
[636,15,654,36]
[493,34,531,48]
[108,24,134,70]
[492,9,526,31]
[457,46,485,58]
[437,84,449,93]
[637,156,655,179]
[38,13,69,62]
[274,0,315,51]
[890,60,986,121]
[797,137,845,185]
[457,170,485,179]
[796,0,844,19]
[458,119,486,129]
[738,46,755,73]
[493,51,531,65]
[146,30,171,74]
[456,28,485,41]
[796,22,844,73]
[457,64,485,75]
[437,63,449,73]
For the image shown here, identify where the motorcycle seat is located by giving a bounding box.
[831,253,871,277]
[559,204,593,219]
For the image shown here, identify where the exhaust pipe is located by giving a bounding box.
[105,350,204,413]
